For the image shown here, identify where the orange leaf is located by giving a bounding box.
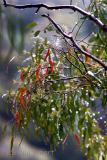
[85,49,91,64]
[49,59,54,73]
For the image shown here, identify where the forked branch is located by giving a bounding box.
[42,14,107,70]
[2,0,107,70]
[2,0,107,32]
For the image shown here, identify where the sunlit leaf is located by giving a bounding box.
[26,22,38,29]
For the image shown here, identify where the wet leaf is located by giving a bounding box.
[34,30,40,37]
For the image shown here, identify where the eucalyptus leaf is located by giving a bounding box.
[34,30,40,37]
[26,22,38,29]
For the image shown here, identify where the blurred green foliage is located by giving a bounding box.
[0,5,26,69]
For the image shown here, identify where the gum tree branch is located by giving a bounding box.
[42,14,107,70]
[2,0,107,32]
[2,0,107,70]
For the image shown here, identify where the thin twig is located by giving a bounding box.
[42,14,107,70]
[2,0,107,32]
[2,0,107,69]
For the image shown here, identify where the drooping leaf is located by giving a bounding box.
[20,71,25,81]
[44,48,50,61]
[74,134,80,145]
[10,126,15,156]
[14,111,21,127]
[20,95,25,107]
[85,49,91,64]
[26,22,38,29]
[49,59,54,73]
[34,30,40,37]
[81,45,91,64]
[2,124,7,138]
[35,64,41,80]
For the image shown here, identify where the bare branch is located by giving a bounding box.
[2,0,107,32]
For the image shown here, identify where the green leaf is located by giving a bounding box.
[34,30,40,37]
[44,24,53,33]
[10,126,15,156]
[2,124,7,138]
[26,22,38,29]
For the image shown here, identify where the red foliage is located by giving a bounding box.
[14,111,20,127]
[18,87,27,94]
[35,64,41,80]
[18,87,27,107]
[20,72,25,81]
[20,95,25,107]
[74,134,80,145]
[49,59,54,73]
[44,48,50,61]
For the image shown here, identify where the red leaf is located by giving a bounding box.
[20,95,25,107]
[14,111,20,127]
[49,59,54,73]
[20,70,27,82]
[44,48,50,61]
[36,64,41,80]
[18,87,27,94]
[74,134,80,145]
[20,72,25,81]
[18,88,30,107]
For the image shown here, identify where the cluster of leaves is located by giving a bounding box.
[85,0,107,60]
[2,0,107,159]
[5,26,107,159]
